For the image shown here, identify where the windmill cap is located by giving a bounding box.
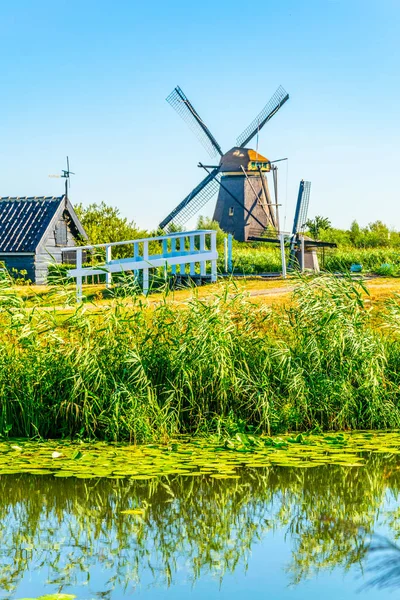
[220,147,270,173]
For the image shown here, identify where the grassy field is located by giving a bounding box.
[1,274,400,441]
[43,241,400,283]
[10,273,400,310]
[224,243,400,275]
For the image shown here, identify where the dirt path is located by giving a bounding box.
[247,286,293,297]
[10,277,400,312]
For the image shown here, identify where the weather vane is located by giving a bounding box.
[49,156,75,198]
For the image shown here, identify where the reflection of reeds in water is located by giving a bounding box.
[0,453,399,595]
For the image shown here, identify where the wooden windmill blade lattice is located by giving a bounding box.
[166,86,223,158]
[297,181,311,233]
[236,86,289,148]
[159,168,221,230]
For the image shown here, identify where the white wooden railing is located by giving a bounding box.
[62,230,218,300]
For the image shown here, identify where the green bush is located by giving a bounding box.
[375,263,398,277]
[324,248,400,273]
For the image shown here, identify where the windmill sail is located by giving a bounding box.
[236,86,289,148]
[159,168,221,230]
[289,180,312,266]
[166,86,223,158]
[292,180,311,235]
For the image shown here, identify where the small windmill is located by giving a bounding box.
[49,156,75,198]
[292,180,311,238]
[289,180,311,266]
[160,86,289,241]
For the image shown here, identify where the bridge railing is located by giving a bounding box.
[62,230,218,300]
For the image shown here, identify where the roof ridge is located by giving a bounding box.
[0,196,63,201]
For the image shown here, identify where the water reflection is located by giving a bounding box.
[0,453,399,598]
[364,535,400,591]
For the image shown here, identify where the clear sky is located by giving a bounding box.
[1,0,399,231]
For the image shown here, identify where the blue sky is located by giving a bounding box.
[0,0,399,231]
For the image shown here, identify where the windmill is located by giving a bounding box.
[289,180,311,267]
[49,156,75,198]
[291,180,311,244]
[160,85,289,241]
[288,180,338,271]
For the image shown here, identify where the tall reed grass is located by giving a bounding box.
[324,247,400,273]
[0,275,399,441]
[228,244,400,275]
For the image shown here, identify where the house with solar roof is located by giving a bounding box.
[0,195,87,284]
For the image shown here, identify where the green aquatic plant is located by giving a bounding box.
[17,596,75,600]
[0,432,396,478]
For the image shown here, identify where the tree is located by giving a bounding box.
[305,216,332,240]
[196,216,226,246]
[349,220,361,246]
[74,202,149,258]
[364,220,390,248]
[75,202,148,244]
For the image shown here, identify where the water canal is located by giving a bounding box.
[1,443,400,599]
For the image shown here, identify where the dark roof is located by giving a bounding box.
[0,195,73,252]
[220,147,270,173]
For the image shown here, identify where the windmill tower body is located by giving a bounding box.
[213,147,275,241]
[160,85,289,238]
[213,176,267,241]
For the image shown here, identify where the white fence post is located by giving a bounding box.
[143,240,149,294]
[224,237,228,272]
[105,245,112,288]
[228,234,233,273]
[280,233,287,279]
[189,234,195,277]
[133,242,139,280]
[162,239,168,280]
[171,237,176,275]
[76,247,83,302]
[199,233,206,276]
[211,231,217,282]
[179,236,185,275]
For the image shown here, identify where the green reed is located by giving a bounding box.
[227,244,400,275]
[0,274,400,441]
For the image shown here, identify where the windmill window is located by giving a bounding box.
[55,221,68,246]
[229,207,234,217]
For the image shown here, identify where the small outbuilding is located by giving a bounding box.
[0,195,87,284]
